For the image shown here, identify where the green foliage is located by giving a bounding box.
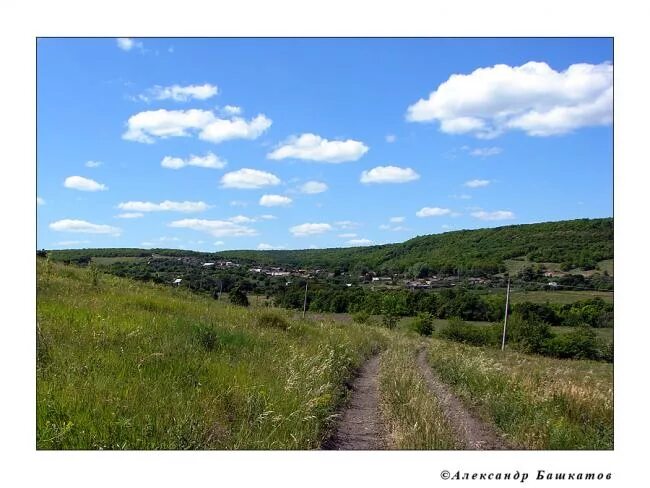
[541,326,611,361]
[441,317,498,346]
[256,311,291,331]
[229,287,249,307]
[381,294,401,329]
[411,312,435,336]
[351,310,371,324]
[506,313,553,354]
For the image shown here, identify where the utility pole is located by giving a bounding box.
[501,277,511,351]
[218,280,223,300]
[302,281,308,319]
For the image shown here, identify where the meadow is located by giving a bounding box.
[36,259,614,450]
[37,260,384,449]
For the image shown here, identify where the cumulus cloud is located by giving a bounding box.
[299,181,328,194]
[85,160,103,168]
[140,83,218,102]
[467,146,502,157]
[259,214,277,220]
[335,221,360,230]
[117,200,210,213]
[116,38,142,51]
[115,212,144,219]
[416,207,452,218]
[338,233,357,238]
[122,109,271,144]
[406,61,613,138]
[347,238,373,246]
[464,179,491,188]
[385,134,397,143]
[257,243,285,250]
[222,105,242,115]
[471,210,515,221]
[214,241,225,246]
[37,197,45,206]
[49,219,121,235]
[268,133,368,163]
[390,216,405,223]
[360,165,420,184]
[161,152,226,170]
[63,176,108,192]
[169,218,257,237]
[259,194,292,207]
[289,223,332,237]
[220,168,281,189]
[228,215,256,224]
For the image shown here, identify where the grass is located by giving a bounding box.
[91,256,147,265]
[37,260,385,449]
[426,338,613,449]
[506,289,613,305]
[377,336,459,449]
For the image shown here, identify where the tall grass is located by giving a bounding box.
[378,337,459,449]
[426,338,613,449]
[37,261,385,449]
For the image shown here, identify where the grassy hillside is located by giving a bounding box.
[47,217,613,275]
[36,260,385,449]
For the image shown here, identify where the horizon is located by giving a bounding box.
[38,38,613,253]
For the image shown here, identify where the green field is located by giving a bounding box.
[36,260,614,450]
[507,289,613,305]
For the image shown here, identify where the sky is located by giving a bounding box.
[37,38,613,252]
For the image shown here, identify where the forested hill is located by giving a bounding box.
[48,218,613,275]
[213,218,613,274]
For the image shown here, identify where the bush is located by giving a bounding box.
[194,323,219,351]
[256,311,291,331]
[541,326,611,361]
[506,313,552,354]
[351,311,371,324]
[229,287,249,307]
[440,317,496,346]
[411,312,434,336]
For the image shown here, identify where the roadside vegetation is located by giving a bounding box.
[426,339,613,449]
[37,260,385,449]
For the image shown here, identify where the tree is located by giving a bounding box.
[229,287,249,307]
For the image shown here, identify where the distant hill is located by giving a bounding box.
[47,218,613,275]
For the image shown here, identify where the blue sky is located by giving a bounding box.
[37,38,613,251]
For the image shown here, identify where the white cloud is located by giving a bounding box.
[468,147,502,157]
[140,83,218,102]
[338,233,357,238]
[257,243,286,250]
[259,214,277,220]
[122,109,271,144]
[416,207,452,218]
[85,160,103,168]
[214,241,225,246]
[228,215,256,224]
[385,134,397,143]
[347,238,373,246]
[360,165,420,184]
[380,224,409,232]
[289,223,332,237]
[335,221,360,230]
[220,168,281,189]
[299,181,328,194]
[115,212,144,219]
[464,179,491,188]
[389,216,405,223]
[169,218,257,237]
[54,240,91,246]
[268,133,368,163]
[116,38,142,51]
[259,194,292,207]
[63,176,108,192]
[117,200,210,213]
[406,61,613,138]
[471,210,515,221]
[230,200,248,207]
[49,219,121,235]
[161,152,226,170]
[37,197,45,206]
[222,105,242,115]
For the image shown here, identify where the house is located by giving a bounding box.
[202,262,215,267]
[172,278,182,285]
[548,281,559,288]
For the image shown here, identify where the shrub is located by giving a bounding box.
[229,287,249,307]
[506,313,552,354]
[411,312,434,336]
[194,323,219,351]
[256,311,291,331]
[541,326,610,361]
[351,311,371,324]
[441,317,496,346]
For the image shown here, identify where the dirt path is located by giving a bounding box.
[416,348,512,450]
[322,355,383,450]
